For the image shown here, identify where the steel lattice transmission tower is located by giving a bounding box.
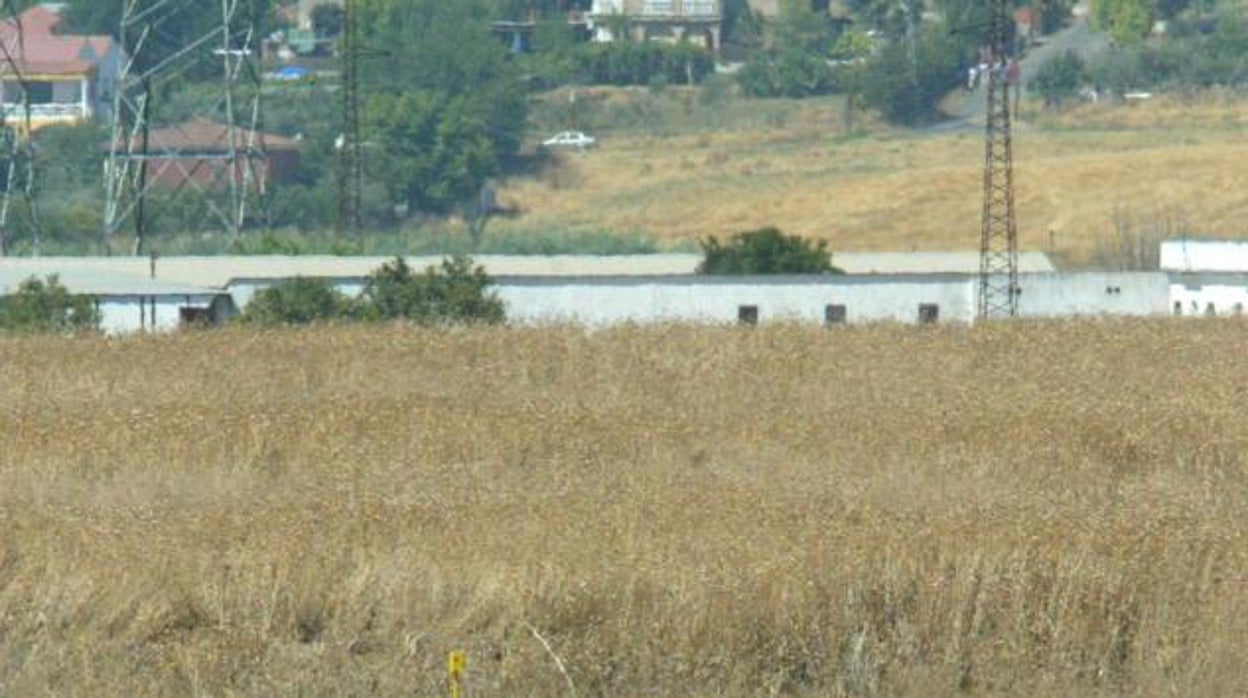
[103,0,267,255]
[337,0,362,238]
[978,0,1020,319]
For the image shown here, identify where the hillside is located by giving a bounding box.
[1,322,1245,695]
[499,89,1248,265]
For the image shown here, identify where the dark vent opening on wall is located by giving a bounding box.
[918,304,939,324]
[738,305,759,326]
[825,304,847,326]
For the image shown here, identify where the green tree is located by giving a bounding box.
[1091,0,1155,44]
[242,277,350,325]
[738,47,836,98]
[833,29,874,132]
[310,3,345,37]
[356,255,504,324]
[357,0,528,217]
[861,24,963,124]
[1031,50,1086,106]
[698,227,841,275]
[0,275,99,333]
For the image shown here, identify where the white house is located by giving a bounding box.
[0,4,122,131]
[589,0,722,50]
[1158,240,1248,316]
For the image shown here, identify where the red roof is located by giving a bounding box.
[0,5,116,77]
[1015,6,1040,25]
[140,118,300,153]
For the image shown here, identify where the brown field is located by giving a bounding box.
[499,89,1248,264]
[1,322,1246,696]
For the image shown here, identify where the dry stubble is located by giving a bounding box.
[0,322,1245,696]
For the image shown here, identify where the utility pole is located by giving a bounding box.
[337,0,362,238]
[978,0,1019,319]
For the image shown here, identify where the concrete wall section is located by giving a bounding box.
[1017,272,1170,318]
[97,294,228,334]
[494,275,976,326]
[1168,274,1248,317]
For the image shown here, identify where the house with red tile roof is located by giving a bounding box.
[0,3,121,132]
[112,117,302,192]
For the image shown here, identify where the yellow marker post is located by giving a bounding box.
[448,651,467,698]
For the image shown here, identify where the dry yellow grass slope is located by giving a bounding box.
[500,92,1248,263]
[1,322,1246,695]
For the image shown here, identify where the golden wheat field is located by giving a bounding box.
[1,322,1246,696]
[498,90,1248,264]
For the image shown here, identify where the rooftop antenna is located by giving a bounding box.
[103,0,267,256]
[978,0,1020,319]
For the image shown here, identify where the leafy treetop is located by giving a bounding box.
[698,227,841,275]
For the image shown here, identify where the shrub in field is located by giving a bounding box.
[698,226,840,274]
[242,277,350,325]
[356,255,505,325]
[1032,50,1087,107]
[0,274,98,333]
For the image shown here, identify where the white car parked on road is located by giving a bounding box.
[541,131,597,150]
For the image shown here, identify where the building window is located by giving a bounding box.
[824,304,847,326]
[643,0,674,14]
[918,304,939,324]
[738,305,758,326]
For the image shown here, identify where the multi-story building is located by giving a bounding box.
[589,0,722,51]
[0,4,121,132]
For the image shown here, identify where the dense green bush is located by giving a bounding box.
[1087,9,1248,93]
[0,275,99,333]
[1031,50,1087,106]
[573,42,714,87]
[242,277,351,325]
[738,49,837,98]
[698,227,840,275]
[357,256,504,325]
[860,25,964,124]
[242,256,504,326]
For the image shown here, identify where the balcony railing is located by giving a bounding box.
[636,0,717,17]
[2,102,89,121]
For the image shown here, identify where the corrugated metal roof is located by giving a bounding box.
[0,251,1056,289]
[0,267,224,297]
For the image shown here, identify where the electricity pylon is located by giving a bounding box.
[103,0,266,255]
[978,0,1020,319]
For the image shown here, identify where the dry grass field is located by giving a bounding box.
[1,322,1246,696]
[500,89,1248,264]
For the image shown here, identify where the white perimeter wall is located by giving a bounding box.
[495,277,977,326]
[1169,277,1248,317]
[1018,272,1170,318]
[98,296,219,334]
